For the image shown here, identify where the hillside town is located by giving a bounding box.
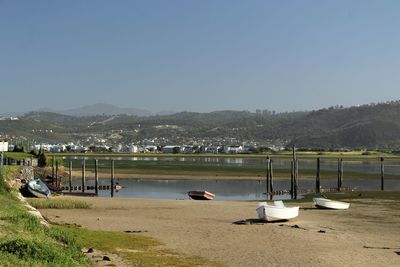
[0,137,287,155]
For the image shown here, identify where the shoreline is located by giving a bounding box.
[39,192,400,266]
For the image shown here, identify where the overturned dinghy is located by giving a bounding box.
[188,190,215,200]
[256,201,299,222]
[313,198,350,210]
[28,179,51,198]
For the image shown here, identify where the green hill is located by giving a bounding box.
[2,101,400,149]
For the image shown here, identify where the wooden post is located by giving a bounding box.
[95,159,99,195]
[269,159,274,200]
[0,152,3,177]
[266,156,270,200]
[55,160,59,188]
[316,157,320,193]
[52,155,55,185]
[111,160,115,198]
[337,158,343,191]
[82,159,86,193]
[380,157,384,191]
[340,158,343,190]
[294,159,299,199]
[69,161,72,192]
[290,160,294,199]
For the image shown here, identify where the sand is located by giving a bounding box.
[40,197,400,266]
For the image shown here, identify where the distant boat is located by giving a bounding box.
[256,201,299,222]
[114,184,123,191]
[28,179,51,198]
[187,190,215,200]
[313,198,350,210]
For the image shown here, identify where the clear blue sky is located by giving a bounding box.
[1,0,400,114]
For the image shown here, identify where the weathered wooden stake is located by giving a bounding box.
[69,161,72,192]
[337,158,343,191]
[266,156,270,200]
[52,155,55,185]
[111,160,115,198]
[380,157,384,191]
[55,161,59,188]
[316,157,320,193]
[290,160,294,199]
[294,159,299,199]
[82,159,86,193]
[292,145,298,199]
[95,159,99,195]
[0,152,3,177]
[269,159,274,200]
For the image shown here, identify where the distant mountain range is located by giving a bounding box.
[37,103,176,117]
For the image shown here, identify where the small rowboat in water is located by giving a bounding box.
[313,198,350,210]
[28,179,51,198]
[256,201,299,222]
[187,190,215,200]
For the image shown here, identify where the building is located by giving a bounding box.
[162,145,181,154]
[0,141,8,152]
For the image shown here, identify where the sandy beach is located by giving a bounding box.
[39,195,400,266]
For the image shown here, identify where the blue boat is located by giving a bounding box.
[28,179,51,198]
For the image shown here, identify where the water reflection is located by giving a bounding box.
[68,177,400,201]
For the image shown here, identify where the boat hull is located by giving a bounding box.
[188,191,215,200]
[28,179,51,198]
[313,198,350,210]
[257,203,299,222]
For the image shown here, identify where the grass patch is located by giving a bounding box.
[1,166,222,266]
[49,150,398,159]
[0,166,90,267]
[4,152,33,159]
[28,198,91,209]
[56,225,222,267]
[60,154,400,180]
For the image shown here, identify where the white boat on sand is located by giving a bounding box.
[256,201,299,222]
[313,197,350,210]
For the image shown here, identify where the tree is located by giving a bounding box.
[37,149,47,167]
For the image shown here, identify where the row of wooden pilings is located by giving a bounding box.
[265,152,386,200]
[49,153,387,199]
[51,157,116,197]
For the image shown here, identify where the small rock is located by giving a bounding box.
[318,230,326,233]
[103,256,111,261]
[87,248,94,253]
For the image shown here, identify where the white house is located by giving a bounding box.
[129,144,139,153]
[144,145,158,153]
[180,146,194,154]
[224,145,243,154]
[203,146,221,154]
[0,141,8,152]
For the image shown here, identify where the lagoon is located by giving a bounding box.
[67,177,400,200]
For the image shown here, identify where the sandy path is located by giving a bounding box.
[40,197,400,266]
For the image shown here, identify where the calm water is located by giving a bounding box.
[62,156,400,200]
[68,177,400,201]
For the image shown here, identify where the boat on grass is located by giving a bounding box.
[256,201,299,222]
[188,190,215,200]
[313,198,350,210]
[28,179,51,198]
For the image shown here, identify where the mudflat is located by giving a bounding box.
[40,196,400,266]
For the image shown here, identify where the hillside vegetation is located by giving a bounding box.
[2,101,400,149]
